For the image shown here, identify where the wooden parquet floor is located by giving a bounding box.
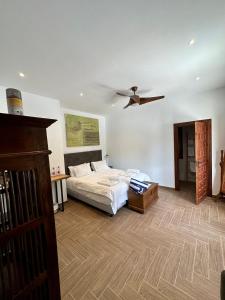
[55,186,225,300]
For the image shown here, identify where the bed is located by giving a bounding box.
[64,151,150,215]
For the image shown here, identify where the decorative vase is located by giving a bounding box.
[6,88,23,115]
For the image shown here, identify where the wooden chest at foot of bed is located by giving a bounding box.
[128,182,158,213]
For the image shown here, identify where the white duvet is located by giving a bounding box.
[66,168,150,204]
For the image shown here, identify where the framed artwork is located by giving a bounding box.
[65,114,100,147]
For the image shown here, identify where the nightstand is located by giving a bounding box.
[51,174,70,212]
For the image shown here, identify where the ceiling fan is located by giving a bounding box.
[116,86,165,109]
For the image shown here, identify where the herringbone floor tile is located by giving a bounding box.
[55,186,225,299]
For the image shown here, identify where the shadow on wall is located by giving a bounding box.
[213,110,225,195]
[211,100,225,195]
[213,150,221,196]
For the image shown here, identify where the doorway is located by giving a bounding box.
[174,119,212,204]
[177,124,196,195]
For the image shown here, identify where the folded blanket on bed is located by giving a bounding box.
[106,175,120,181]
[97,179,119,187]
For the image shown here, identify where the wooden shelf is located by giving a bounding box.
[51,174,70,182]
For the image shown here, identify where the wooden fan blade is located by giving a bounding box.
[123,98,135,109]
[123,103,131,109]
[130,95,140,103]
[139,96,165,105]
[116,92,129,97]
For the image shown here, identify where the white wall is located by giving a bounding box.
[107,87,225,195]
[62,108,106,158]
[0,85,66,207]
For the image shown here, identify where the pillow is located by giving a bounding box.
[68,163,92,177]
[91,160,109,172]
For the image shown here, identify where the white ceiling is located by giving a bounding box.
[0,0,225,114]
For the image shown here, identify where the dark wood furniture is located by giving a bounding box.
[220,150,225,198]
[128,182,158,213]
[64,150,102,174]
[51,174,70,211]
[0,113,61,299]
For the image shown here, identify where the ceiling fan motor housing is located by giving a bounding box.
[130,86,138,93]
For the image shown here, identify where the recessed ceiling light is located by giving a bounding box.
[196,76,200,81]
[80,92,84,97]
[189,39,195,46]
[111,104,115,107]
[19,72,25,77]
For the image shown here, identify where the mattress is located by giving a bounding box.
[67,186,127,215]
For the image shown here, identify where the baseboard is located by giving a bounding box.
[212,194,219,198]
[212,193,225,199]
[159,185,175,190]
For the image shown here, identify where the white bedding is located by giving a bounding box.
[67,186,127,214]
[66,168,150,214]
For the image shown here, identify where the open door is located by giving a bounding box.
[174,119,212,204]
[195,120,212,204]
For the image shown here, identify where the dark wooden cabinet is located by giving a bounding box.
[0,113,61,299]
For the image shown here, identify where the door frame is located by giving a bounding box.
[173,119,212,196]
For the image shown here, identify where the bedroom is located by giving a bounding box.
[1,0,225,299]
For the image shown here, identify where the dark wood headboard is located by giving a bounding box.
[64,150,102,175]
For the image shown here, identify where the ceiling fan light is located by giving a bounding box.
[189,39,195,46]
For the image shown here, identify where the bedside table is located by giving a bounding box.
[128,182,158,214]
[51,174,70,212]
